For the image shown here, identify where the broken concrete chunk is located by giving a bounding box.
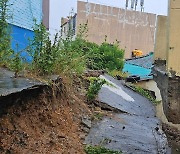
[81,116,91,129]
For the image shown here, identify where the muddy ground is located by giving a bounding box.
[163,123,180,154]
[0,70,180,154]
[0,76,91,154]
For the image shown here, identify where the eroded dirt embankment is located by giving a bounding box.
[0,77,91,154]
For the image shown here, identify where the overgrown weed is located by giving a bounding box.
[129,84,161,105]
[87,77,106,101]
[85,145,122,154]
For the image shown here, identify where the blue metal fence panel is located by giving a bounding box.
[6,0,43,62]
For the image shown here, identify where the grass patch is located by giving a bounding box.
[87,77,106,101]
[85,145,122,154]
[87,77,116,101]
[129,84,161,105]
[92,112,104,121]
[109,70,128,80]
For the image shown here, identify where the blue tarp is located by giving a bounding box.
[123,63,152,79]
[123,53,154,80]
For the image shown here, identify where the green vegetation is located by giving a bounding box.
[0,6,125,79]
[68,38,125,72]
[28,22,59,75]
[0,0,13,65]
[87,77,116,101]
[92,112,104,121]
[130,84,161,105]
[109,70,128,79]
[0,0,22,77]
[63,23,125,73]
[85,145,122,154]
[9,45,23,77]
[25,22,125,77]
[87,77,106,101]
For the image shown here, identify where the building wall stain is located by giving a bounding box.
[77,1,156,58]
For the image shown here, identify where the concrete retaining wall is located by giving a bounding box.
[154,15,168,61]
[167,0,180,76]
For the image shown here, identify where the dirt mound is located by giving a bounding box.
[0,78,91,154]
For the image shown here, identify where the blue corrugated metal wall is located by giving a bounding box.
[10,24,34,62]
[8,0,42,30]
[7,0,43,62]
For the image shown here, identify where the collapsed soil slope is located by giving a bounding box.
[0,77,91,154]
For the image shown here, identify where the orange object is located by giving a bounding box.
[132,49,143,57]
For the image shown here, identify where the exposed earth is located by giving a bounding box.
[0,68,180,153]
[0,69,91,154]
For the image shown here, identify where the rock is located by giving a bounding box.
[82,126,90,133]
[155,127,159,131]
[84,70,106,77]
[80,134,86,140]
[81,116,91,129]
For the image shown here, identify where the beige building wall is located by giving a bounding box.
[153,0,180,124]
[61,22,70,40]
[154,15,168,61]
[77,1,156,58]
[167,0,180,76]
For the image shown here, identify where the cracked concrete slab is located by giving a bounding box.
[0,68,45,97]
[98,75,156,117]
[85,114,168,154]
[85,74,170,154]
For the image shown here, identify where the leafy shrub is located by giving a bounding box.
[87,77,106,101]
[63,23,125,73]
[27,22,55,75]
[130,84,161,105]
[9,51,23,77]
[98,42,124,71]
[27,22,86,76]
[63,38,125,72]
[55,46,86,76]
[85,145,122,154]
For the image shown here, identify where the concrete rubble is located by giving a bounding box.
[0,68,45,97]
[85,74,170,154]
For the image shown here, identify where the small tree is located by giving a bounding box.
[9,44,23,77]
[28,22,60,75]
[98,42,124,71]
[0,0,12,63]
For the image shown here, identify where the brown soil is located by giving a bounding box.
[0,77,91,154]
[162,123,180,153]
